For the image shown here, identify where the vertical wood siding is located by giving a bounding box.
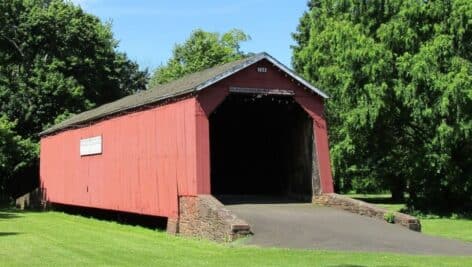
[40,98,199,218]
[40,58,334,219]
[196,59,334,194]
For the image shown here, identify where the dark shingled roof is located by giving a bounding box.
[40,52,327,136]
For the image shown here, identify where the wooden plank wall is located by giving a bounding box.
[40,98,199,218]
[40,58,335,220]
[196,59,334,194]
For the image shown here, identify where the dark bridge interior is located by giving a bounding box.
[209,93,314,201]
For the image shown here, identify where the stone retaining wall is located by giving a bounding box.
[15,188,47,210]
[176,195,251,242]
[313,193,421,231]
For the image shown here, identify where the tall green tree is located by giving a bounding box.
[0,116,36,199]
[0,0,148,198]
[149,29,250,87]
[293,0,472,211]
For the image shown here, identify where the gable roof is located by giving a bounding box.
[40,52,327,136]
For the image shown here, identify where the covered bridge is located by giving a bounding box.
[39,52,334,240]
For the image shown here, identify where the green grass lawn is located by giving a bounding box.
[1,209,471,266]
[348,194,472,243]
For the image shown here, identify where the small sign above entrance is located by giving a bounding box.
[229,87,295,96]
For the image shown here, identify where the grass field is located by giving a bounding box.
[1,209,471,267]
[348,194,472,243]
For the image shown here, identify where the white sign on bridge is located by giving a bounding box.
[80,136,102,156]
[229,86,295,96]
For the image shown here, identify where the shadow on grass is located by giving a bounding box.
[349,195,472,220]
[52,204,168,231]
[413,211,472,220]
[0,205,29,219]
[1,204,170,230]
[0,212,22,219]
[0,232,21,237]
[0,205,41,220]
[350,196,404,205]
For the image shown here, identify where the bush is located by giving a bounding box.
[384,212,395,223]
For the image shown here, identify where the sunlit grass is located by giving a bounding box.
[347,193,472,242]
[0,209,470,266]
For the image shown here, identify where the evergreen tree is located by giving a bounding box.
[293,0,472,211]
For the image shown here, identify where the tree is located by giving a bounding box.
[0,116,37,199]
[149,29,250,87]
[0,0,148,198]
[293,0,472,211]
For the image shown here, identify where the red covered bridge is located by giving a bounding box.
[39,53,334,240]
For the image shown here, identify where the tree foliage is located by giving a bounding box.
[149,29,250,87]
[293,0,472,211]
[0,116,37,197]
[0,0,148,197]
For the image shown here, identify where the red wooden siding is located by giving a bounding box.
[194,85,229,194]
[40,98,201,218]
[195,59,334,194]
[40,58,334,220]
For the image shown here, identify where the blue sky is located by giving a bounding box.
[72,0,308,71]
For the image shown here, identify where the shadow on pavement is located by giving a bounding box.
[215,195,309,205]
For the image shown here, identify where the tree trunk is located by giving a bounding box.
[389,176,405,202]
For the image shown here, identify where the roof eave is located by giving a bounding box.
[262,53,329,99]
[39,88,197,136]
[194,53,267,91]
[39,52,329,137]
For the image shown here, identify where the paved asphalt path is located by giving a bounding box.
[223,201,472,255]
